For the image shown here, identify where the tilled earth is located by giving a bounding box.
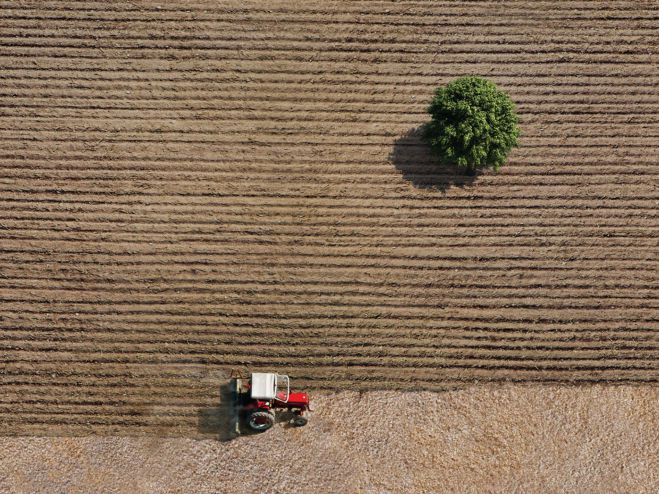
[0,1,657,435]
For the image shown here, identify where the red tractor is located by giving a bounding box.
[234,372,311,432]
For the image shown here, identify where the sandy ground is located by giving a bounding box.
[1,384,657,494]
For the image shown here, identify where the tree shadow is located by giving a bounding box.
[390,125,480,193]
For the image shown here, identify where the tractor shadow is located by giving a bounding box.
[390,126,480,192]
[197,380,238,442]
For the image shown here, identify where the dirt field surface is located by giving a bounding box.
[1,385,658,494]
[1,0,658,435]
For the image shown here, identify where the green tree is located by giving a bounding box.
[424,76,520,174]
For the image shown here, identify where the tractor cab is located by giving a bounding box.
[250,372,289,403]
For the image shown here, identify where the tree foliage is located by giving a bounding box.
[424,76,520,173]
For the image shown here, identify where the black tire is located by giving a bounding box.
[247,409,275,432]
[291,415,308,427]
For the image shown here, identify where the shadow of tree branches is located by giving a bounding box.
[390,126,481,193]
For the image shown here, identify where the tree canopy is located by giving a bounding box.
[424,76,520,173]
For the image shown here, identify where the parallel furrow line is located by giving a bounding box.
[2,354,656,372]
[2,308,655,323]
[2,275,655,290]
[2,41,658,57]
[1,196,656,210]
[2,14,658,26]
[3,334,657,353]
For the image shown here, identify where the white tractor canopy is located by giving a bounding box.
[250,373,276,399]
[250,372,290,402]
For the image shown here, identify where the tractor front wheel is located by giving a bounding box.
[247,409,275,432]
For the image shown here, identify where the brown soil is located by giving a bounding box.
[1,385,658,494]
[0,1,657,434]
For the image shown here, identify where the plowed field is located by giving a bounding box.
[1,1,657,436]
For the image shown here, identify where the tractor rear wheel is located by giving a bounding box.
[247,409,275,432]
[291,415,308,427]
